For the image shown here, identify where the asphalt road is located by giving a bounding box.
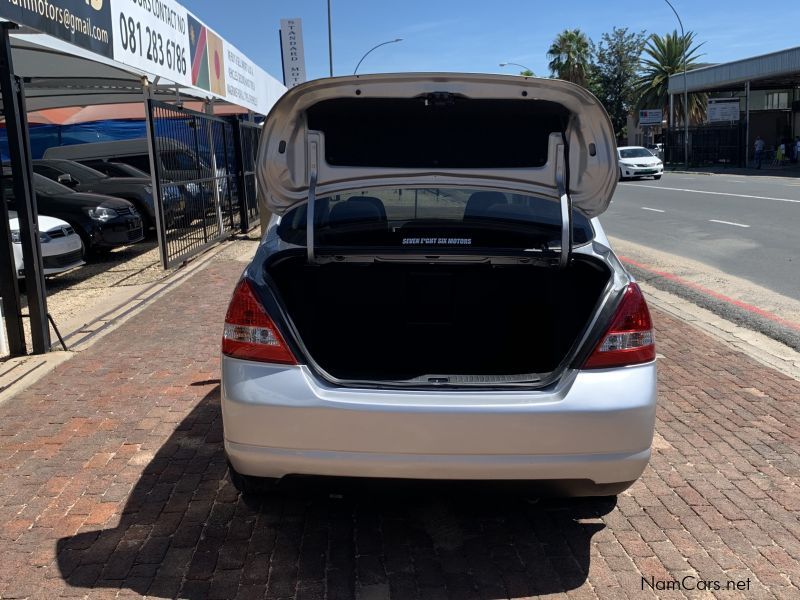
[602,172,800,300]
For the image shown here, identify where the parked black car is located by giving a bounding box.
[32,159,182,232]
[78,158,203,222]
[2,168,144,253]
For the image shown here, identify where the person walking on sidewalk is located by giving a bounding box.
[754,136,765,169]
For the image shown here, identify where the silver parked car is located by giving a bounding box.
[221,74,657,497]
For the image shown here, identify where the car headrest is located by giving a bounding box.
[464,191,507,219]
[329,199,383,225]
[346,196,387,220]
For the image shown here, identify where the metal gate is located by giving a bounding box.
[232,120,261,232]
[145,99,243,269]
[665,123,746,167]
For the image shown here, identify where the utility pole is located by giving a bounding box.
[327,0,333,77]
[663,0,689,168]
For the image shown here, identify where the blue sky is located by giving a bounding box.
[185,1,798,82]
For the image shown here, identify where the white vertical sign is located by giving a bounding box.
[708,98,740,122]
[280,18,307,88]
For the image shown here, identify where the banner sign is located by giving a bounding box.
[639,109,663,126]
[279,18,306,88]
[1,0,113,57]
[708,98,740,122]
[1,0,283,114]
[111,0,188,84]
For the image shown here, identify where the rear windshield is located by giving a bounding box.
[619,148,654,159]
[277,187,593,252]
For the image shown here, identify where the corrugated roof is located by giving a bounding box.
[668,46,800,93]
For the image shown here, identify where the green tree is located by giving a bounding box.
[635,30,707,126]
[547,29,593,87]
[593,27,647,141]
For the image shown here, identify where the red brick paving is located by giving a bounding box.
[0,256,798,599]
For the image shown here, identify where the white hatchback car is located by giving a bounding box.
[10,213,84,277]
[618,146,663,180]
[221,74,657,497]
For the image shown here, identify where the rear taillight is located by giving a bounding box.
[583,283,655,369]
[222,279,297,364]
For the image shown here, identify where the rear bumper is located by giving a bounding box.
[227,442,650,486]
[222,359,657,485]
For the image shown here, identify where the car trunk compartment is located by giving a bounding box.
[267,254,611,384]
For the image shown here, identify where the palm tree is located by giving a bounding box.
[547,29,593,87]
[635,31,707,126]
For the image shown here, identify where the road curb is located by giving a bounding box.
[666,169,714,176]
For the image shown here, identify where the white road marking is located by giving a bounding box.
[620,183,800,204]
[641,207,665,213]
[709,219,750,228]
[725,179,745,184]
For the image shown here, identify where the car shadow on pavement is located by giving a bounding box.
[57,387,616,599]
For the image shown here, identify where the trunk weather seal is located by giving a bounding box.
[306,132,320,263]
[556,136,572,270]
[306,170,317,263]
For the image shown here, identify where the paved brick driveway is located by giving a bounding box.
[0,255,798,599]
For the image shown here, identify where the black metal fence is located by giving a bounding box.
[665,123,746,167]
[233,121,261,231]
[145,100,261,269]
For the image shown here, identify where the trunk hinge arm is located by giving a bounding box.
[306,133,320,263]
[555,143,572,270]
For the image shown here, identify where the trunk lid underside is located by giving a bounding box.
[257,73,618,220]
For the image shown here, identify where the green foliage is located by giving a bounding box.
[593,28,647,141]
[541,26,708,136]
[547,29,593,87]
[635,30,707,125]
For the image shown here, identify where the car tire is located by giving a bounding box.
[64,222,94,261]
[619,169,626,181]
[227,460,278,496]
[654,175,662,180]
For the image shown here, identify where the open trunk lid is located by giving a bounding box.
[257,73,618,220]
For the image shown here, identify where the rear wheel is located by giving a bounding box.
[227,460,278,496]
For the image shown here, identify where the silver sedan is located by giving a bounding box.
[221,74,657,497]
